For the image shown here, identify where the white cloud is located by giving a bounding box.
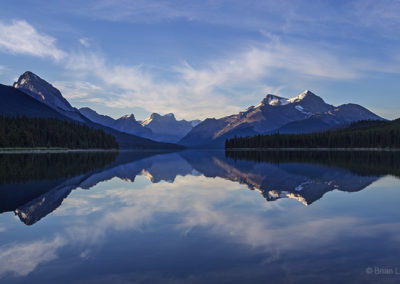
[63,38,365,119]
[0,20,66,61]
[65,51,242,119]
[2,17,397,120]
[66,0,400,40]
[59,174,400,256]
[79,37,90,47]
[0,237,66,277]
[69,0,207,23]
[352,0,400,29]
[54,81,102,100]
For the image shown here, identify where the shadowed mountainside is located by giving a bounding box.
[0,83,183,150]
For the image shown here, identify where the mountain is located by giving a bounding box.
[115,114,153,137]
[13,71,85,122]
[0,83,72,120]
[13,72,198,144]
[80,108,152,137]
[80,108,200,143]
[179,90,383,148]
[3,72,183,150]
[140,113,200,143]
[276,103,384,134]
[79,107,116,127]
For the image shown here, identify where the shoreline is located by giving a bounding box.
[1,147,400,154]
[0,148,120,154]
[0,148,184,154]
[225,147,400,152]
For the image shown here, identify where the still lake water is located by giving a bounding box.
[0,150,399,284]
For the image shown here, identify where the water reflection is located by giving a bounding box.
[0,150,400,283]
[0,150,398,225]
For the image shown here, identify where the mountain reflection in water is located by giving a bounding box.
[0,150,398,226]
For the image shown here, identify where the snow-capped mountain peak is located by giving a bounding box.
[141,113,177,126]
[260,90,321,107]
[288,90,319,103]
[121,114,136,120]
[261,94,290,106]
[140,112,200,143]
[141,113,160,126]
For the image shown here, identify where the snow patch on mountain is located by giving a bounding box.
[288,90,311,103]
[295,105,312,116]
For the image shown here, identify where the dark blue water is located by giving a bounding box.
[0,150,399,283]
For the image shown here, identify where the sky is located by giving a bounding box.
[0,0,399,120]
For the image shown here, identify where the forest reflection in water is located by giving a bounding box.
[225,149,400,178]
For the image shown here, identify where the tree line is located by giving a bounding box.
[0,115,119,149]
[225,150,400,178]
[225,119,400,149]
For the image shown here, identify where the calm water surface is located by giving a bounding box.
[0,150,399,284]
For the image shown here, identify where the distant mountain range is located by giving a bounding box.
[79,108,152,138]
[2,72,182,150]
[80,108,200,143]
[1,71,385,148]
[140,113,201,143]
[179,90,384,147]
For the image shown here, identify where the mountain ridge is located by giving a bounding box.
[80,107,153,138]
[179,90,383,147]
[139,112,201,143]
[3,72,183,150]
[4,71,385,148]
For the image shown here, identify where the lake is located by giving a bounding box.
[0,150,399,284]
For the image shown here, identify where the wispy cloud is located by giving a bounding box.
[79,38,90,48]
[65,51,242,119]
[63,38,371,119]
[352,0,400,29]
[64,0,400,40]
[0,237,66,277]
[54,81,102,100]
[2,15,399,119]
[60,174,400,256]
[0,20,66,61]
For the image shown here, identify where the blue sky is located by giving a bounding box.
[0,0,399,120]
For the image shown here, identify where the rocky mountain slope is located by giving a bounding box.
[13,72,86,122]
[80,108,152,137]
[140,113,200,143]
[179,90,383,147]
[3,72,182,150]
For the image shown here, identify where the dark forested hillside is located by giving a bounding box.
[0,116,119,149]
[225,119,400,149]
